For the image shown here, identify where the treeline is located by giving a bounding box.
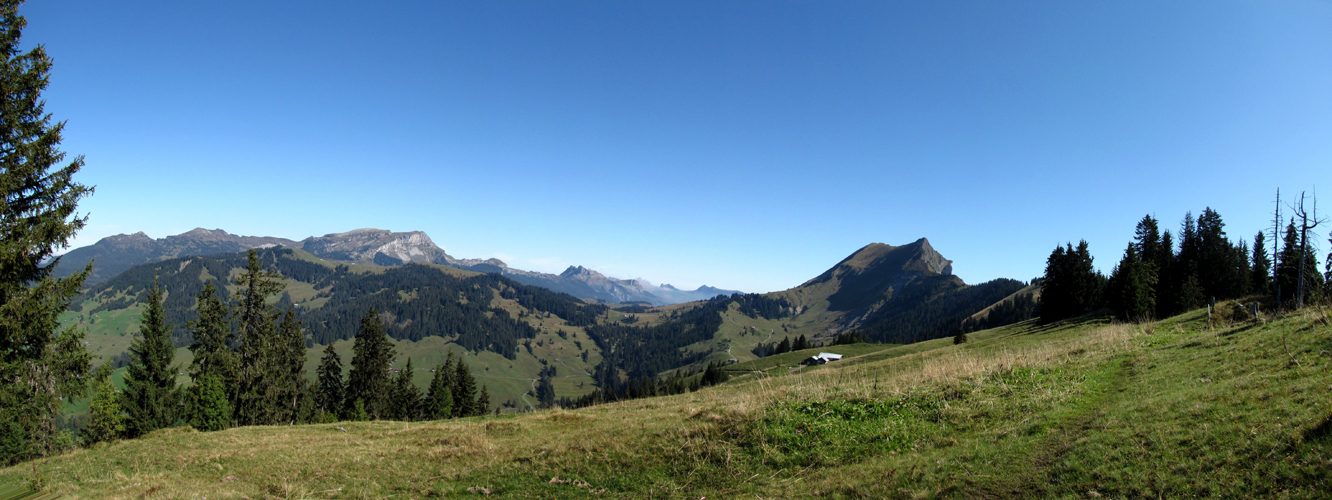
[1042,200,1328,323]
[961,290,1039,332]
[71,248,335,346]
[78,251,493,449]
[734,293,794,319]
[583,292,789,395]
[72,249,608,361]
[751,334,812,357]
[565,363,727,408]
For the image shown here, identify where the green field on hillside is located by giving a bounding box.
[10,304,1330,498]
[724,342,900,374]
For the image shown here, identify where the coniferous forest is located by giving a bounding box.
[1040,202,1329,324]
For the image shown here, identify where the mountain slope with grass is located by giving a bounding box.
[9,303,1330,498]
[666,239,1032,371]
[60,247,611,410]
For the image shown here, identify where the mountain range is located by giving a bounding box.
[59,234,1031,408]
[55,228,737,306]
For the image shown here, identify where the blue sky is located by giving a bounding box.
[23,1,1332,293]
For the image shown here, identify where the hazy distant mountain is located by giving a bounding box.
[56,227,738,305]
[53,228,298,284]
[445,260,739,306]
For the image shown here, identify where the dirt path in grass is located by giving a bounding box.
[972,355,1136,497]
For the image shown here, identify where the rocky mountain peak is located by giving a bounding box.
[299,228,450,265]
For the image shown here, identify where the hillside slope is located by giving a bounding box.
[693,239,1029,357]
[11,305,1330,498]
[60,247,611,409]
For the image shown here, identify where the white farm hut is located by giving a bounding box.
[803,352,844,365]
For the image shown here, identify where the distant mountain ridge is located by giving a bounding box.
[55,227,736,306]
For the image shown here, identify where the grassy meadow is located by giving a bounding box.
[7,304,1331,498]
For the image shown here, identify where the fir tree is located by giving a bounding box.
[121,278,179,437]
[231,249,285,426]
[1252,231,1272,296]
[1039,241,1104,322]
[952,328,968,345]
[775,337,791,354]
[425,363,453,420]
[184,375,231,432]
[1107,244,1156,321]
[270,307,306,424]
[82,363,123,445]
[187,281,237,390]
[535,365,556,408]
[1234,240,1252,297]
[314,343,344,417]
[347,308,394,419]
[390,358,421,421]
[0,0,95,462]
[452,358,477,418]
[476,385,491,416]
[1276,219,1301,304]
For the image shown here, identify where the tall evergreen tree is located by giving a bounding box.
[315,343,344,418]
[187,281,237,391]
[1039,241,1104,322]
[346,308,394,419]
[452,358,477,418]
[424,363,453,420]
[1252,231,1272,296]
[270,308,307,424]
[0,0,95,463]
[231,249,285,426]
[82,362,123,445]
[1107,244,1156,321]
[476,385,491,416]
[1156,230,1177,317]
[184,375,230,432]
[1196,208,1240,300]
[390,358,421,421]
[1234,240,1252,297]
[1276,219,1301,305]
[121,278,179,437]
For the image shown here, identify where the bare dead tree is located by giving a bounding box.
[1273,189,1282,302]
[1292,190,1327,309]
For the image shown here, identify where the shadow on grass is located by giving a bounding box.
[1305,414,1332,445]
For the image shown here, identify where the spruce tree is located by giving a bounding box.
[390,358,421,421]
[476,385,491,416]
[1277,219,1301,304]
[82,362,123,445]
[232,249,285,425]
[425,364,453,420]
[1039,241,1104,322]
[452,358,477,418]
[347,308,394,419]
[0,0,94,463]
[1252,231,1272,296]
[315,343,344,418]
[1107,244,1156,321]
[121,278,179,437]
[1155,230,1177,317]
[184,375,231,432]
[271,307,306,424]
[952,328,968,345]
[187,281,237,394]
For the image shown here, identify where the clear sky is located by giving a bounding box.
[22,1,1332,293]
